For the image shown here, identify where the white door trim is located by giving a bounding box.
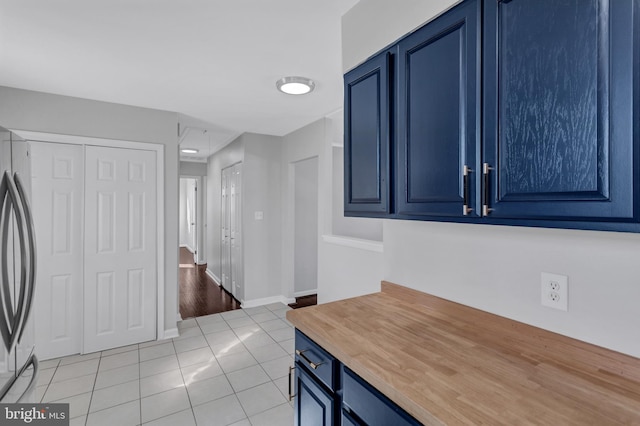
[9,129,167,340]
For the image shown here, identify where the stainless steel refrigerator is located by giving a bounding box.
[0,127,38,402]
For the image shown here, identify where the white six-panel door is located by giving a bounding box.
[84,146,157,353]
[31,142,84,360]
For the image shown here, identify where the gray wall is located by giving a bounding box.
[205,132,283,304]
[341,0,640,357]
[0,85,180,335]
[180,161,207,177]
[243,134,283,301]
[281,119,327,300]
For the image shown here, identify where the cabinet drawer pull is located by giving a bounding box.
[463,165,472,215]
[288,365,296,401]
[482,163,493,216]
[296,349,325,369]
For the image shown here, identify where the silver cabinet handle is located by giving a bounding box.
[482,163,492,216]
[295,349,325,370]
[288,365,296,401]
[463,165,472,215]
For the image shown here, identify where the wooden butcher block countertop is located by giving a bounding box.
[286,282,640,425]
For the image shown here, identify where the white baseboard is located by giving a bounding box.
[294,289,317,298]
[180,244,195,253]
[241,295,296,309]
[162,327,179,339]
[205,269,221,286]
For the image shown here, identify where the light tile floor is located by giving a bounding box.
[36,303,295,426]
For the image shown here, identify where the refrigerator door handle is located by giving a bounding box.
[0,171,15,352]
[0,352,38,402]
[16,354,38,403]
[13,172,36,343]
[0,171,33,353]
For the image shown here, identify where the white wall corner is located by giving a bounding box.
[294,289,318,298]
[162,327,179,340]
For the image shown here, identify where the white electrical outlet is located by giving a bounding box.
[541,272,568,311]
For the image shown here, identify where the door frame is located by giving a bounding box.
[179,175,206,265]
[292,156,319,298]
[9,130,167,340]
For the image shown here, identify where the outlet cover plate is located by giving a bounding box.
[541,272,568,311]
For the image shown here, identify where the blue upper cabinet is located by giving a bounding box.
[344,0,640,232]
[483,0,636,221]
[396,0,481,218]
[344,52,391,216]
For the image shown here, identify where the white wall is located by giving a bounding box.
[294,157,319,296]
[0,85,180,337]
[341,0,640,357]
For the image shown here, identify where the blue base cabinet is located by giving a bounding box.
[344,0,640,233]
[294,330,421,426]
[295,366,336,426]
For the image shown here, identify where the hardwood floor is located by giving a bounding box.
[179,247,240,318]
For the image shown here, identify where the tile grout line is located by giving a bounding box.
[223,316,253,425]
[137,343,142,426]
[83,350,102,426]
[168,335,196,426]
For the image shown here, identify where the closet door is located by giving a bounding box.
[31,142,84,359]
[221,167,231,293]
[229,163,242,300]
[84,146,157,352]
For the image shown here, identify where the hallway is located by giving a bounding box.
[179,247,240,319]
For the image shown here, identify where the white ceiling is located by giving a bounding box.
[0,0,358,160]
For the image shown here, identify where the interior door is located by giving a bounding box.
[220,168,231,293]
[230,164,242,300]
[31,142,84,360]
[84,146,157,352]
[189,180,197,263]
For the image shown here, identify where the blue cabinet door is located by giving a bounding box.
[295,363,336,426]
[483,0,637,221]
[344,52,391,216]
[396,0,481,218]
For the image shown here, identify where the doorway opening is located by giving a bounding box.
[179,176,240,318]
[292,157,319,302]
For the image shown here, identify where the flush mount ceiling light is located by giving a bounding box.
[276,76,315,95]
[181,148,199,154]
